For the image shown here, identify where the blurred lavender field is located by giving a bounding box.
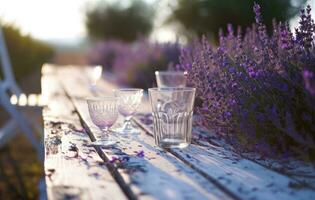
[89,39,181,88]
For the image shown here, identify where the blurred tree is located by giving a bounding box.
[169,0,307,40]
[85,0,155,42]
[0,23,54,81]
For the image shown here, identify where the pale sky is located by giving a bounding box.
[0,0,314,43]
[0,0,176,43]
[0,0,91,42]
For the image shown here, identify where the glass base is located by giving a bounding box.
[89,140,116,148]
[157,138,189,149]
[113,126,140,135]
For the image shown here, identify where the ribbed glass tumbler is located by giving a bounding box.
[148,87,196,148]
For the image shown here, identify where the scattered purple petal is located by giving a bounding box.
[136,150,145,158]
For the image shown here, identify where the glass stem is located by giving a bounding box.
[101,127,109,139]
[124,116,133,130]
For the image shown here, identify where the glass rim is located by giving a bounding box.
[113,88,144,92]
[86,96,118,101]
[148,87,195,92]
[155,71,188,75]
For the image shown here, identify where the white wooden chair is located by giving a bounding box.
[0,26,43,161]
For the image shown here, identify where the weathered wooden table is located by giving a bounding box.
[42,64,315,200]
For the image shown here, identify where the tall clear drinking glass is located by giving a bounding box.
[155,71,188,88]
[149,87,196,148]
[114,88,143,134]
[87,97,118,147]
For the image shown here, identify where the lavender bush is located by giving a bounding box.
[89,40,126,72]
[178,3,315,161]
[89,39,180,88]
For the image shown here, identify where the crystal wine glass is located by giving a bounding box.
[114,88,143,134]
[87,97,118,147]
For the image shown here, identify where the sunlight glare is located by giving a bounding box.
[0,0,91,40]
[27,94,38,106]
[18,93,27,106]
[10,94,18,105]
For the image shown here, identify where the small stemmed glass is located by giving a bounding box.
[88,66,104,95]
[113,88,143,134]
[155,71,188,88]
[87,97,118,147]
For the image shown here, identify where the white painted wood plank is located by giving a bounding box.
[171,144,315,200]
[176,123,315,190]
[58,66,232,200]
[42,64,127,200]
[134,113,315,189]
[241,149,315,189]
[133,103,315,200]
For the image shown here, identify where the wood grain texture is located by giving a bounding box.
[133,101,315,200]
[42,64,126,200]
[44,64,315,200]
[58,66,232,200]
